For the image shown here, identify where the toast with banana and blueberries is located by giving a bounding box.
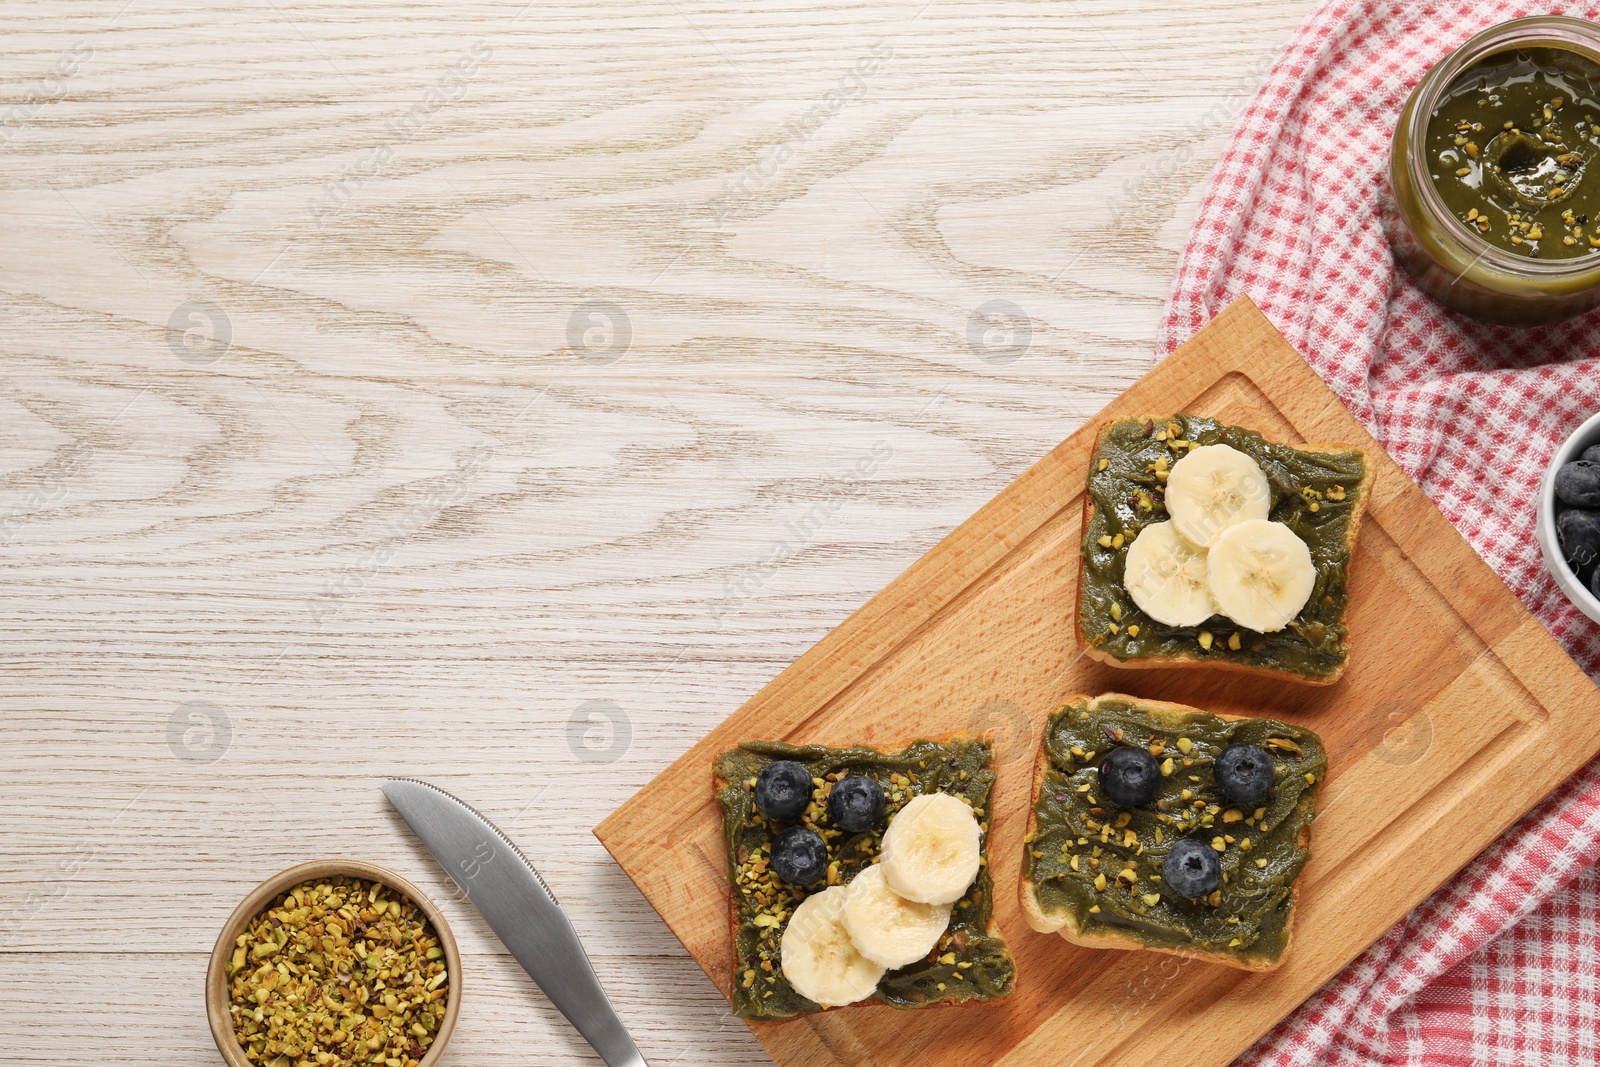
[713,735,1015,1019]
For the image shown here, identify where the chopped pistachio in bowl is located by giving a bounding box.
[205,859,461,1067]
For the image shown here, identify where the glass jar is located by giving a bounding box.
[1386,16,1600,326]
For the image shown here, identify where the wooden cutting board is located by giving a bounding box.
[595,296,1600,1067]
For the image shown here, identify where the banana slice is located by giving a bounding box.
[780,885,886,1008]
[1122,520,1218,627]
[879,792,982,905]
[1165,444,1271,547]
[841,864,953,969]
[1206,519,1317,633]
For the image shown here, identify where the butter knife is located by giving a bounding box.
[383,778,649,1067]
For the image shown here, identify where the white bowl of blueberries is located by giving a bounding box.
[1538,412,1600,624]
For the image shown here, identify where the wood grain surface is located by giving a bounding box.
[0,2,1322,1064]
[599,298,1600,1067]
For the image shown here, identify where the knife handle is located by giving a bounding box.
[543,916,649,1067]
[498,892,650,1067]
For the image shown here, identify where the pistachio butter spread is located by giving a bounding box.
[1425,45,1600,260]
[715,738,1015,1020]
[1025,696,1325,963]
[1081,414,1367,681]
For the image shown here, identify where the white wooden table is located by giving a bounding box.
[0,1,1314,1062]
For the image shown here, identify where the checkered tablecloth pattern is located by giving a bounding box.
[1157,2,1600,1062]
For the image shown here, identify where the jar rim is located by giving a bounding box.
[1406,16,1600,278]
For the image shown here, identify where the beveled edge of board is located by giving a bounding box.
[594,296,1600,1066]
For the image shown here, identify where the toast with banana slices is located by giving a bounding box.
[1077,413,1372,685]
[713,735,1015,1020]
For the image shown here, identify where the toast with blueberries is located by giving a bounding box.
[1078,413,1372,685]
[713,735,1015,1019]
[1020,694,1324,972]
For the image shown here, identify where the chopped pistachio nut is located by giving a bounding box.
[226,875,448,1067]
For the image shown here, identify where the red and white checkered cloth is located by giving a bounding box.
[1157,2,1600,1062]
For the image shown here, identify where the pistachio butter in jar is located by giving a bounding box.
[1386,17,1600,325]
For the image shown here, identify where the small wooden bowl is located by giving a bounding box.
[206,859,462,1067]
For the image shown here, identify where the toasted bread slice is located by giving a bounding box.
[1077,415,1374,685]
[1020,694,1322,973]
[714,733,1015,1020]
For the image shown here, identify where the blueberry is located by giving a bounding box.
[1214,743,1275,808]
[1581,443,1600,465]
[771,826,828,886]
[1556,460,1600,508]
[827,774,886,833]
[1558,508,1600,575]
[1162,838,1221,899]
[1099,746,1161,807]
[754,760,813,823]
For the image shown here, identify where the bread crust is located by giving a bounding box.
[1018,693,1314,973]
[1076,417,1375,686]
[716,732,1012,1019]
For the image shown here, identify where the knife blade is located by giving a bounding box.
[383,778,649,1067]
